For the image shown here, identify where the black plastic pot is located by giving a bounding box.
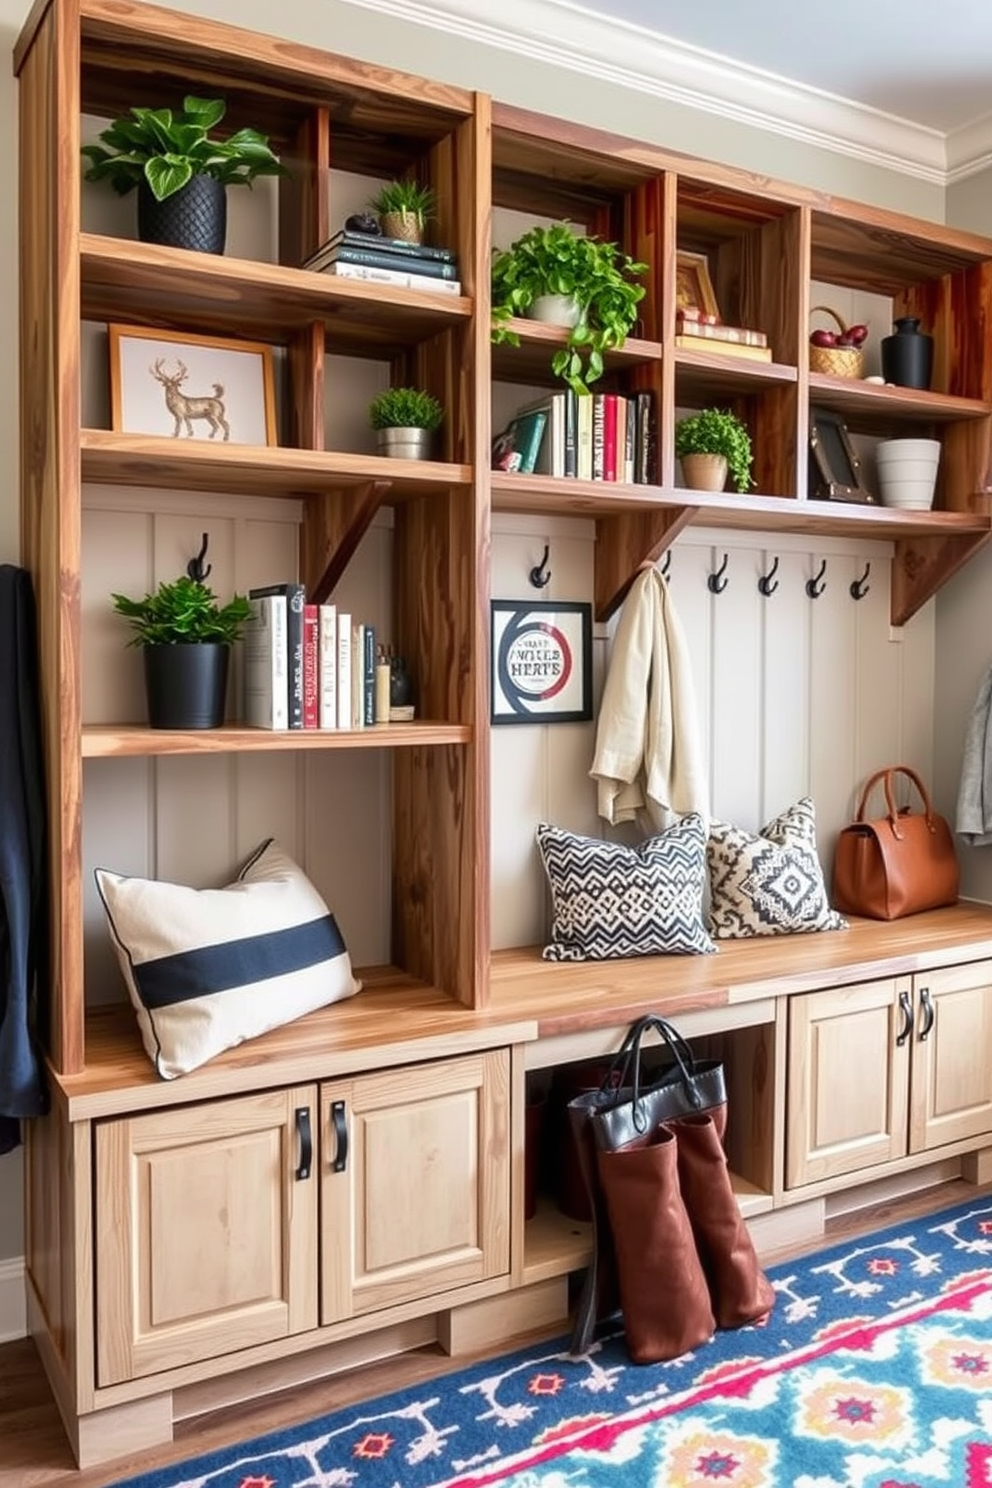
[143,643,229,729]
[137,176,227,255]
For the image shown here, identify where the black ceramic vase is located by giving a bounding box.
[137,176,227,255]
[881,316,933,390]
[144,643,229,729]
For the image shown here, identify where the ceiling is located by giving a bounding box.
[578,0,992,134]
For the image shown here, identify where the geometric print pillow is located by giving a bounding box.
[707,796,848,939]
[94,839,361,1079]
[536,814,716,961]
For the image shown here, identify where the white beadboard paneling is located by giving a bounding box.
[708,542,763,827]
[666,540,714,786]
[898,603,937,786]
[83,758,153,1005]
[156,756,237,889]
[82,506,150,724]
[234,754,302,865]
[760,549,810,823]
[808,552,859,847]
[851,556,903,799]
[492,723,549,949]
[305,752,391,966]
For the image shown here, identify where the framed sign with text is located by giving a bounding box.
[490,600,593,724]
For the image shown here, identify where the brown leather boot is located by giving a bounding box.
[596,1125,715,1363]
[672,1114,775,1329]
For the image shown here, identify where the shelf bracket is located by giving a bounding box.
[593,505,696,623]
[301,480,392,605]
[891,527,992,626]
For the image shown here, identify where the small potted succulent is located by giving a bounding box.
[112,573,252,729]
[491,222,647,396]
[369,386,444,461]
[675,408,754,494]
[367,179,437,244]
[81,95,287,255]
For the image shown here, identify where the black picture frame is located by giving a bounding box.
[491,600,593,724]
[808,405,875,504]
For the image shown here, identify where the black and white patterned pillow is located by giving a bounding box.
[536,815,716,962]
[707,797,847,939]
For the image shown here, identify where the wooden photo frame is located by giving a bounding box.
[808,405,875,504]
[108,324,278,446]
[491,600,592,724]
[676,250,720,320]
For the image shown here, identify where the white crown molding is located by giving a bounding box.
[0,1257,26,1343]
[946,115,992,184]
[340,0,948,185]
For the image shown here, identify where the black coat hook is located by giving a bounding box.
[529,544,551,589]
[707,553,730,594]
[850,562,871,600]
[186,532,212,583]
[757,555,779,597]
[806,558,827,599]
[660,551,672,582]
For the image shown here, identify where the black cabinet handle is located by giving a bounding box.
[919,986,935,1041]
[896,988,914,1046]
[331,1099,349,1173]
[295,1106,312,1181]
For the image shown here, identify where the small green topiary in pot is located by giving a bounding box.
[674,407,754,494]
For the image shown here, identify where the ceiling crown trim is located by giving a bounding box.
[342,0,949,185]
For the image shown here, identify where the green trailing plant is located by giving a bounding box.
[675,407,754,494]
[367,179,437,227]
[369,386,444,431]
[111,575,252,647]
[81,96,286,203]
[490,222,647,395]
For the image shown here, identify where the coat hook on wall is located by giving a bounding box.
[757,555,779,597]
[186,532,212,583]
[529,544,552,589]
[707,553,730,594]
[805,558,827,599]
[850,562,871,600]
[660,551,672,582]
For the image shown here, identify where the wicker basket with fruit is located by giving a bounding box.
[808,306,868,378]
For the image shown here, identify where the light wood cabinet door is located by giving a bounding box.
[96,1087,318,1385]
[320,1049,510,1323]
[909,962,992,1153]
[786,979,909,1188]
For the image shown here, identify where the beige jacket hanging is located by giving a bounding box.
[590,566,709,833]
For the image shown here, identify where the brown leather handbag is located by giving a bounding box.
[832,764,959,921]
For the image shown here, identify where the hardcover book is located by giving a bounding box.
[336,611,352,731]
[302,603,319,729]
[249,582,305,728]
[305,231,457,268]
[243,593,288,730]
[322,262,462,295]
[492,409,548,474]
[674,333,772,362]
[312,245,460,280]
[318,603,337,730]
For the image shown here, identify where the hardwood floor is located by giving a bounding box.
[1,1178,988,1488]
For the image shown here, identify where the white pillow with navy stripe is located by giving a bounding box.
[95,839,361,1079]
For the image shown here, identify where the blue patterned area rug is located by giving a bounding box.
[114,1198,992,1488]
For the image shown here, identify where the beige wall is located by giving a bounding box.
[0,0,948,1271]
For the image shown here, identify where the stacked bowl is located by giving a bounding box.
[874,438,941,510]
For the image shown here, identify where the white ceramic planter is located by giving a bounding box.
[526,293,582,328]
[875,437,941,510]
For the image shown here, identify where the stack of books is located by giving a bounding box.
[243,582,390,731]
[493,389,657,484]
[303,230,461,296]
[674,308,771,362]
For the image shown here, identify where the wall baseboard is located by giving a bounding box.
[0,1256,26,1342]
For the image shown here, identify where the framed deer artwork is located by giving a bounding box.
[108,325,278,446]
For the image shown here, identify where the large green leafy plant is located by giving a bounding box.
[675,408,754,494]
[111,575,252,646]
[491,223,647,395]
[81,96,285,202]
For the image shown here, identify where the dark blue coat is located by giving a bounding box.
[0,565,49,1153]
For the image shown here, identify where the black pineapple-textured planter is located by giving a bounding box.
[138,176,227,254]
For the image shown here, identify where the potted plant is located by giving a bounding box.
[112,573,252,729]
[369,386,444,461]
[675,408,754,493]
[81,95,286,255]
[367,179,437,244]
[491,222,647,396]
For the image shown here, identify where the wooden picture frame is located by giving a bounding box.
[808,405,875,504]
[108,324,278,446]
[491,599,592,724]
[676,250,720,320]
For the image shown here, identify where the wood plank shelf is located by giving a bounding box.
[80,429,472,498]
[491,317,662,384]
[81,233,471,351]
[81,722,472,758]
[808,372,991,426]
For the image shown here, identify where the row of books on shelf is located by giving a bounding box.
[493,389,657,483]
[302,229,462,296]
[244,583,396,732]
